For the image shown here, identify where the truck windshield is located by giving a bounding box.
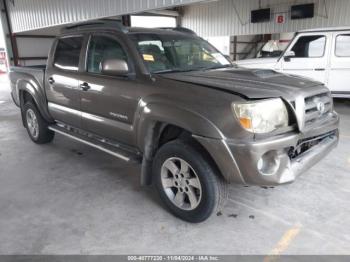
[130,33,232,73]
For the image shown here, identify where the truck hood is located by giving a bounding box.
[159,68,323,99]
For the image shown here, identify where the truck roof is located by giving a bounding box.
[62,20,197,36]
[298,26,350,33]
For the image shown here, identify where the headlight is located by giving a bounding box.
[232,98,289,134]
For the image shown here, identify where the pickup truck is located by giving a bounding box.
[236,27,350,98]
[10,21,339,223]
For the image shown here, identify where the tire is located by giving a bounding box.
[153,139,226,223]
[23,101,55,144]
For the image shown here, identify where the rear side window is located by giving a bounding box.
[335,34,350,57]
[291,35,326,58]
[87,36,128,74]
[54,37,83,71]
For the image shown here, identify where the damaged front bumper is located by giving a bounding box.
[194,113,339,186]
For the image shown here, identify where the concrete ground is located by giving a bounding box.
[0,74,350,255]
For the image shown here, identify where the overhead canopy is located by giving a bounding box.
[5,0,206,33]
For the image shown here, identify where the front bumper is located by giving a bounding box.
[194,113,339,186]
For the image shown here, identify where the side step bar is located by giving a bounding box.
[48,125,142,163]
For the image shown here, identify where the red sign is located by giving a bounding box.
[0,51,8,73]
[276,14,285,24]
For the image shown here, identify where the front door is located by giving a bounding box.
[328,32,350,95]
[79,34,140,146]
[45,36,85,127]
[281,33,330,85]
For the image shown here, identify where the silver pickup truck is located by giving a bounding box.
[9,21,339,222]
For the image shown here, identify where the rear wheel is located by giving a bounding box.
[153,139,226,223]
[23,101,54,144]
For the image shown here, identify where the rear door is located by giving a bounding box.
[78,33,141,146]
[281,33,331,84]
[328,32,350,96]
[46,36,85,127]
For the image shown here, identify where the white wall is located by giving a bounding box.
[16,38,53,66]
[182,0,350,37]
[205,36,231,55]
[131,16,176,28]
[17,38,53,58]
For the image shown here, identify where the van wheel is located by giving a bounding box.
[153,139,226,223]
[23,101,54,144]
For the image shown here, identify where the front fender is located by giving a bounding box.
[135,102,245,184]
[136,102,224,152]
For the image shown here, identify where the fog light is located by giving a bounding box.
[257,151,280,176]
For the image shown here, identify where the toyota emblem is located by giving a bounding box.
[316,102,326,114]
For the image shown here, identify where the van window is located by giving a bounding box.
[291,35,326,58]
[335,34,350,57]
[87,36,128,74]
[54,37,83,71]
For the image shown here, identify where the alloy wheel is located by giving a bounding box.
[26,109,39,139]
[161,157,202,211]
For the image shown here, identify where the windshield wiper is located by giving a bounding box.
[153,65,235,74]
[153,68,200,74]
[202,64,235,71]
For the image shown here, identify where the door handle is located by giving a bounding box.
[284,57,291,62]
[314,68,325,71]
[48,77,55,85]
[80,82,91,91]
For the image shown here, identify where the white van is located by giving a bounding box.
[236,27,350,98]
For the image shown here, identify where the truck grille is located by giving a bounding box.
[304,92,332,126]
[288,130,337,159]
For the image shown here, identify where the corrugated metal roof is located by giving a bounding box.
[182,0,350,36]
[6,0,206,33]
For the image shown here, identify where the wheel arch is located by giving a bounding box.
[136,103,224,150]
[17,80,53,125]
[137,104,226,186]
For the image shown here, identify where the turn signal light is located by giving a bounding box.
[239,117,252,130]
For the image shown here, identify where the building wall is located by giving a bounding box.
[182,0,350,37]
[16,37,54,66]
[6,0,206,33]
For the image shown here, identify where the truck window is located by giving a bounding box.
[335,34,350,57]
[291,35,326,58]
[132,34,230,73]
[87,36,128,74]
[54,37,83,71]
[137,40,170,72]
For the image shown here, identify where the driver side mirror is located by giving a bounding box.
[283,51,295,62]
[100,59,129,76]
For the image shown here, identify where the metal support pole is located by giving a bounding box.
[0,0,18,66]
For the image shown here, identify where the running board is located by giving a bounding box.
[48,125,142,163]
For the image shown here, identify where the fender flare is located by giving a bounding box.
[136,102,224,151]
[16,79,53,124]
[135,102,225,185]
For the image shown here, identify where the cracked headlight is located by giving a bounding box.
[232,98,289,134]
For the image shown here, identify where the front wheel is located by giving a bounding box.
[153,139,226,223]
[23,101,54,144]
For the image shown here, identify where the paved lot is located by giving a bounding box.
[0,75,350,255]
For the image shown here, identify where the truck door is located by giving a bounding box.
[328,32,350,96]
[45,36,85,127]
[78,34,140,146]
[281,33,330,84]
